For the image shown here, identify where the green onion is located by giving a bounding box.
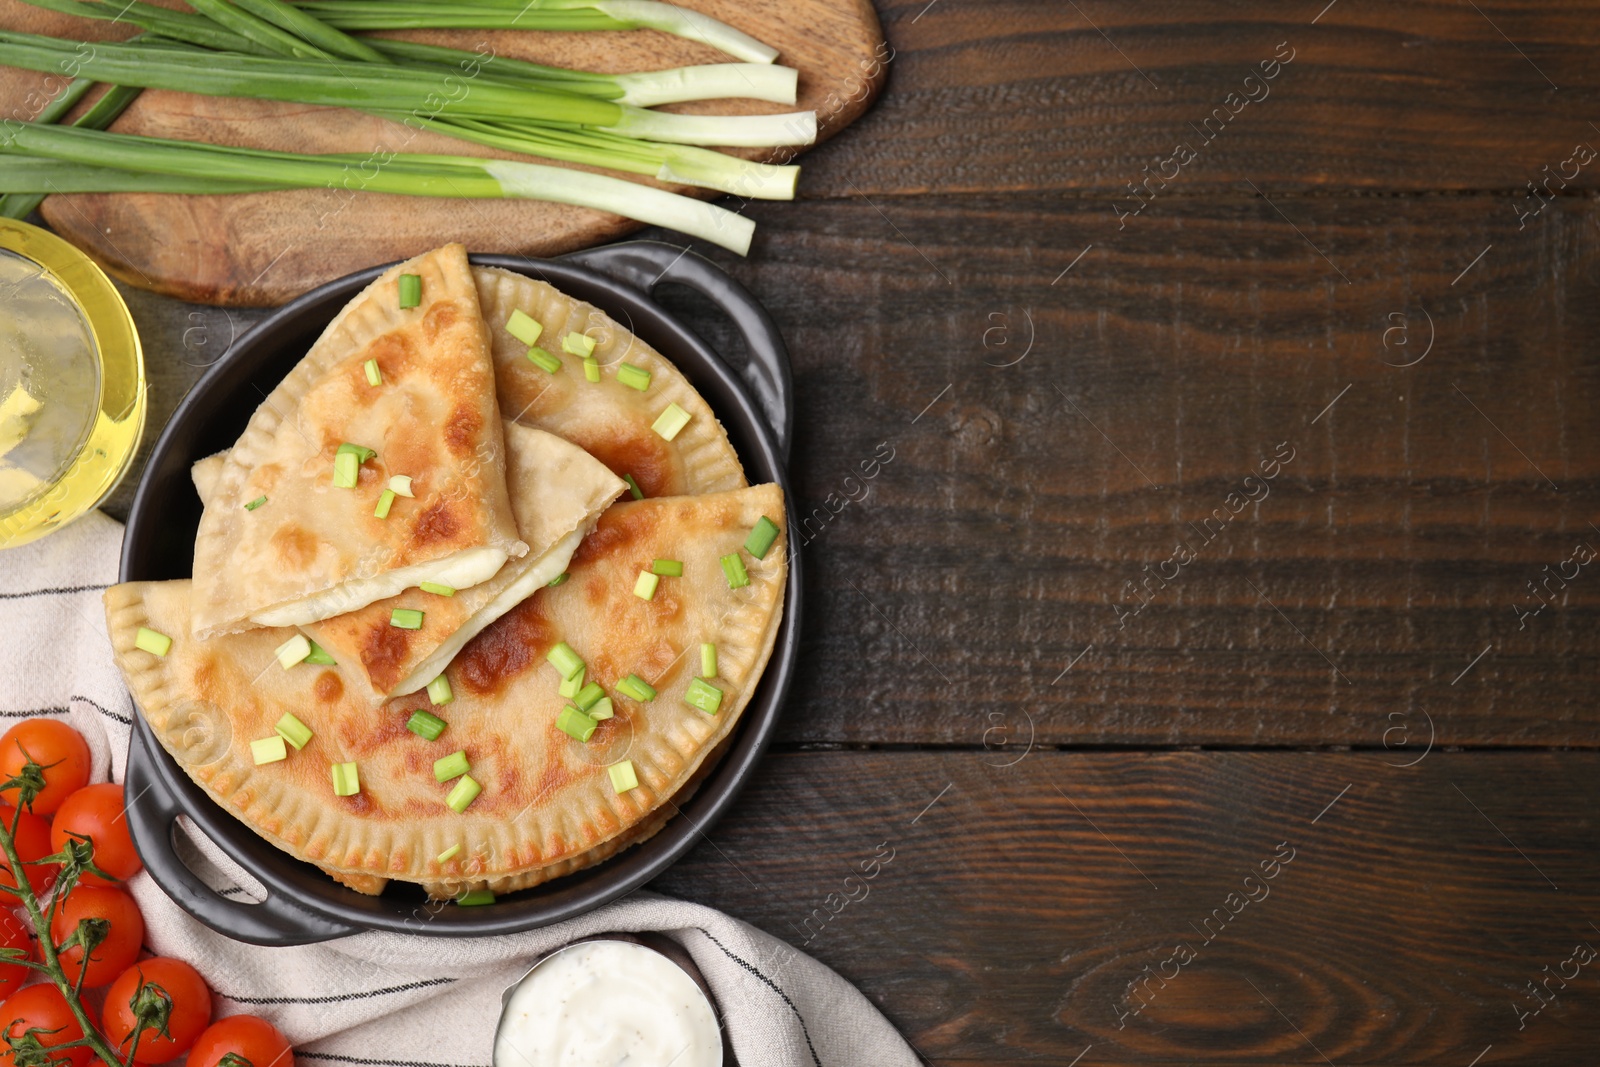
[684,677,724,715]
[419,581,455,596]
[433,750,470,782]
[363,358,382,386]
[616,363,651,391]
[304,640,337,665]
[244,495,268,511]
[623,474,644,500]
[651,402,691,441]
[427,674,454,705]
[398,273,421,308]
[616,674,656,702]
[526,346,562,374]
[134,626,172,657]
[563,332,596,357]
[745,516,780,559]
[547,641,585,680]
[556,705,597,742]
[251,735,288,765]
[455,887,494,906]
[388,475,414,497]
[436,843,461,863]
[336,441,377,461]
[574,682,605,712]
[332,451,359,488]
[374,488,397,518]
[583,357,601,383]
[547,572,570,587]
[274,633,311,669]
[721,552,750,589]
[608,759,638,793]
[588,696,614,721]
[633,570,660,600]
[406,709,447,741]
[559,667,586,699]
[506,309,543,345]
[232,0,388,61]
[275,713,313,750]
[390,608,425,630]
[700,643,717,679]
[446,774,482,812]
[652,559,683,577]
[331,761,360,797]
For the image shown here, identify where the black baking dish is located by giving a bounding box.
[118,242,800,946]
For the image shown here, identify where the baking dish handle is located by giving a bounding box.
[563,242,793,463]
[124,726,364,946]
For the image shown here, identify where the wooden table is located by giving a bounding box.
[97,2,1600,1062]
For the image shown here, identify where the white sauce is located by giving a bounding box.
[494,940,722,1067]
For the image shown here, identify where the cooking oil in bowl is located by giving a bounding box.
[0,218,144,548]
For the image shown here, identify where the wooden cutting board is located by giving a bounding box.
[0,0,886,305]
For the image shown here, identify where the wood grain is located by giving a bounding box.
[652,749,1600,1065]
[0,0,886,304]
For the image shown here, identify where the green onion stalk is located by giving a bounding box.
[0,759,167,1067]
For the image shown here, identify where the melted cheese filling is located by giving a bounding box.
[249,545,509,628]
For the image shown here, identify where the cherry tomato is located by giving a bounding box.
[50,784,141,886]
[104,958,213,1064]
[0,984,98,1067]
[0,914,31,1002]
[0,720,90,815]
[51,885,143,988]
[188,1015,294,1067]
[0,804,57,897]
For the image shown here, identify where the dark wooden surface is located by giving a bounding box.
[89,1,1599,1062]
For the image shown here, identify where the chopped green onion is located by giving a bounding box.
[588,696,614,721]
[745,516,780,559]
[652,559,683,576]
[331,761,360,797]
[332,451,359,488]
[419,581,455,596]
[363,358,382,386]
[574,682,605,712]
[406,709,446,741]
[374,488,397,519]
[634,570,660,600]
[616,674,656,702]
[583,357,601,383]
[336,442,377,462]
[608,760,639,794]
[623,473,644,500]
[547,572,570,587]
[134,627,172,658]
[427,674,454,706]
[436,843,461,863]
[251,735,288,765]
[446,774,482,812]
[652,403,691,441]
[304,640,337,665]
[684,677,725,715]
[559,667,586,699]
[391,608,425,630]
[275,713,313,750]
[547,642,585,680]
[701,643,717,679]
[527,346,562,374]
[455,888,494,906]
[433,750,470,782]
[244,495,268,511]
[617,363,652,391]
[556,705,597,742]
[398,273,421,308]
[389,475,414,497]
[274,633,311,669]
[721,552,750,589]
[563,332,596,358]
[506,309,543,346]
